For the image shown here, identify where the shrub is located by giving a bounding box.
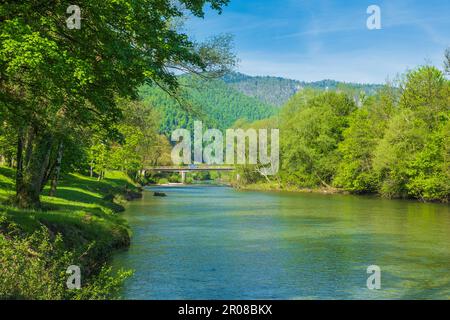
[0,218,132,300]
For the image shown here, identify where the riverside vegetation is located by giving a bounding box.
[235,63,450,203]
[0,168,136,299]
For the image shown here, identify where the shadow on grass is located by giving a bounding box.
[38,175,134,213]
[42,186,124,214]
[0,168,135,284]
[0,170,133,246]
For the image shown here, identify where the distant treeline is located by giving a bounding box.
[238,65,449,203]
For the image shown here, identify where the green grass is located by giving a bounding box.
[0,167,137,267]
[0,167,15,201]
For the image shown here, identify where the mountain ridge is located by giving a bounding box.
[139,72,385,135]
[222,72,384,106]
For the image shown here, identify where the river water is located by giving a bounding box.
[112,185,450,299]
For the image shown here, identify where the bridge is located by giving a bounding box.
[145,165,236,183]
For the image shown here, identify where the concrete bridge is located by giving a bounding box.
[145,165,235,184]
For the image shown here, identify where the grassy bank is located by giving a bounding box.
[0,167,140,299]
[235,181,348,195]
[236,182,450,204]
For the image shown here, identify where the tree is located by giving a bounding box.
[334,85,396,193]
[107,99,161,177]
[280,91,357,188]
[0,0,234,208]
[373,66,449,201]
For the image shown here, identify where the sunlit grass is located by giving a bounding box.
[0,167,134,251]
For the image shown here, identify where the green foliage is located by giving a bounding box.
[280,91,357,188]
[168,175,181,183]
[372,66,449,201]
[0,169,135,299]
[0,0,234,208]
[192,171,211,181]
[334,86,396,193]
[240,65,449,202]
[222,72,303,106]
[0,123,16,166]
[0,0,238,299]
[0,223,131,300]
[86,99,172,180]
[140,75,276,135]
[108,100,168,172]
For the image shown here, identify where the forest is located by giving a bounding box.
[237,63,450,203]
[139,74,276,135]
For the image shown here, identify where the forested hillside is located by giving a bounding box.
[140,75,277,135]
[140,72,383,136]
[222,72,384,106]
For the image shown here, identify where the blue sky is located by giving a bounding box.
[186,0,450,83]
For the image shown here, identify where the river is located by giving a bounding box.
[112,185,450,300]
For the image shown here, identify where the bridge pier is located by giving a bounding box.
[181,171,187,184]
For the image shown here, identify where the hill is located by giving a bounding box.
[222,72,384,106]
[139,73,384,136]
[139,75,277,135]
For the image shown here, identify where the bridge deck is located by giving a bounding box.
[146,166,235,172]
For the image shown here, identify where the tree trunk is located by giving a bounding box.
[49,142,63,197]
[41,159,56,192]
[15,126,54,209]
[15,127,25,194]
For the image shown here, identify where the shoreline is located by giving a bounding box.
[132,180,447,204]
[235,183,450,204]
[235,183,348,195]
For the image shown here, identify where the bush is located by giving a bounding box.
[157,178,169,185]
[0,219,132,300]
[168,175,180,183]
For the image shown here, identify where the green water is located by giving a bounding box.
[113,185,450,300]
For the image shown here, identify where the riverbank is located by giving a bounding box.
[236,182,450,203]
[235,182,349,195]
[0,166,140,299]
